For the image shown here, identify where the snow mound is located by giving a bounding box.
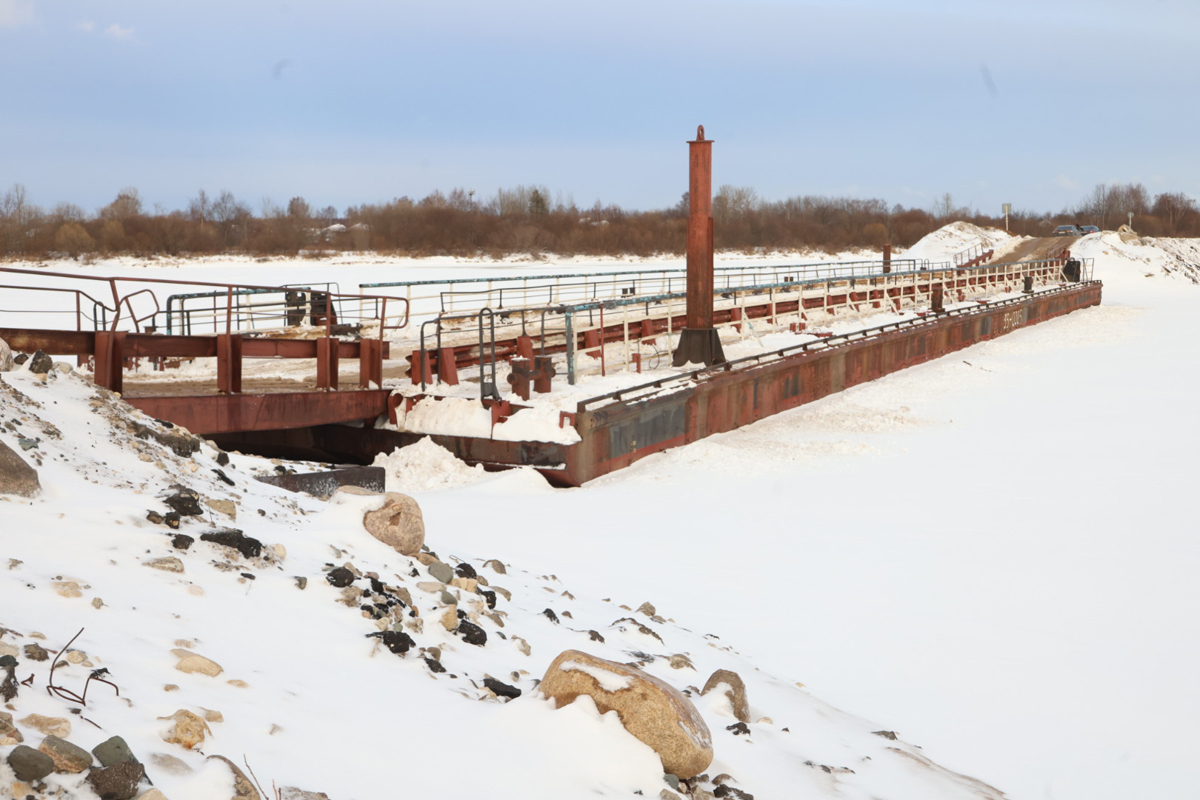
[372,435,488,491]
[903,222,1015,265]
[1073,233,1200,286]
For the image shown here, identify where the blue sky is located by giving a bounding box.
[2,0,1197,217]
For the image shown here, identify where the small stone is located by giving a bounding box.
[439,590,456,606]
[483,558,507,574]
[668,654,695,670]
[279,789,331,800]
[440,605,459,632]
[542,608,559,624]
[145,557,185,573]
[162,487,203,516]
[159,709,211,750]
[27,350,53,375]
[93,736,137,767]
[661,791,683,800]
[147,510,165,525]
[200,529,262,559]
[428,561,454,583]
[171,649,223,677]
[663,773,681,790]
[415,552,438,566]
[637,601,657,617]
[38,734,94,773]
[19,713,71,737]
[482,676,521,700]
[450,576,477,592]
[66,649,87,664]
[23,643,49,661]
[206,499,237,520]
[492,585,512,601]
[7,744,55,781]
[725,721,751,736]
[588,630,606,643]
[148,753,192,775]
[0,710,23,744]
[87,759,146,800]
[170,534,193,550]
[872,730,898,740]
[454,562,477,579]
[53,580,83,598]
[458,619,487,646]
[702,669,750,724]
[513,636,532,656]
[201,708,224,723]
[137,790,171,800]
[92,597,105,608]
[294,576,308,590]
[164,684,180,692]
[226,679,248,688]
[326,567,355,588]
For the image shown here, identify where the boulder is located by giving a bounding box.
[0,338,13,371]
[0,438,41,497]
[540,650,713,779]
[27,350,53,375]
[361,492,425,556]
[701,669,750,724]
[93,735,137,767]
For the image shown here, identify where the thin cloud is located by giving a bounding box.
[104,23,134,40]
[77,21,95,33]
[0,0,35,29]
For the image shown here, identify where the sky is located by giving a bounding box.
[2,0,1198,217]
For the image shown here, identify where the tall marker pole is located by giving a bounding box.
[673,125,726,367]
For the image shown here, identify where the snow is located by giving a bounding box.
[2,229,1199,799]
[558,660,634,693]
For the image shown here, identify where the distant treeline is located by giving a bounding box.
[1,182,1197,260]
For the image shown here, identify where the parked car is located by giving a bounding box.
[1053,225,1084,236]
[1079,225,1100,235]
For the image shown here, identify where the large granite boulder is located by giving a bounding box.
[540,649,712,779]
[334,486,425,556]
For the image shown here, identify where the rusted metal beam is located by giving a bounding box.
[0,328,94,355]
[673,125,725,367]
[126,389,392,435]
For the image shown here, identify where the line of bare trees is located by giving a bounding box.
[2,181,1197,261]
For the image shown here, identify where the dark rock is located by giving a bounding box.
[423,656,446,673]
[8,744,54,781]
[146,510,164,525]
[872,730,898,740]
[200,529,262,559]
[0,654,16,667]
[130,421,199,458]
[326,567,355,588]
[86,760,146,800]
[483,676,521,700]
[216,451,230,466]
[170,533,194,551]
[211,468,235,486]
[28,350,53,375]
[163,487,203,516]
[713,786,754,800]
[725,722,751,736]
[23,643,49,661]
[0,438,41,498]
[164,512,181,529]
[294,576,308,590]
[92,735,137,767]
[542,608,559,624]
[588,629,606,643]
[368,630,415,655]
[480,589,497,609]
[454,562,477,579]
[458,619,487,646]
[14,352,29,365]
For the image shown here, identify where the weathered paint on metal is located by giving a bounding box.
[127,389,393,435]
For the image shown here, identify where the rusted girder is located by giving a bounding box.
[673,125,726,367]
[126,389,392,435]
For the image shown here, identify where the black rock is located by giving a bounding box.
[163,487,203,516]
[13,353,28,365]
[372,630,415,655]
[542,608,559,624]
[872,730,898,740]
[27,350,53,375]
[725,722,751,736]
[588,629,606,643]
[86,759,146,800]
[424,656,446,673]
[131,421,198,458]
[216,451,230,467]
[164,512,181,529]
[458,619,487,646]
[200,529,262,559]
[211,468,235,486]
[479,589,496,609]
[713,786,754,800]
[483,676,522,700]
[7,744,54,781]
[326,567,355,588]
[92,735,137,767]
[454,562,477,579]
[0,654,16,668]
[170,534,193,551]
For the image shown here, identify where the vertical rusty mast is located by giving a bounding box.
[672,125,726,367]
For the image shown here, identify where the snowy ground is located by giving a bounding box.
[2,225,1199,799]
